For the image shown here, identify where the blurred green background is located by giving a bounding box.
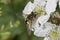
[0,0,44,40]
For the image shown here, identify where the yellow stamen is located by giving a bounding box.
[50,30,58,38]
[34,7,42,14]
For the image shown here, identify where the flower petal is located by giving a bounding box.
[36,15,50,25]
[31,15,50,31]
[34,0,46,10]
[34,25,51,37]
[34,27,48,37]
[23,1,35,15]
[33,22,56,37]
[45,0,57,14]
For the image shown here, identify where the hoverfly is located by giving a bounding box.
[25,11,37,25]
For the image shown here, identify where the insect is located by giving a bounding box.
[25,12,38,35]
[25,12,37,25]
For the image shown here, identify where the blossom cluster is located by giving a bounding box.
[23,0,60,40]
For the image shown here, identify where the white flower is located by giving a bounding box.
[34,26,51,37]
[34,22,60,40]
[45,0,58,15]
[31,14,50,31]
[34,0,58,15]
[23,1,35,17]
[34,22,56,37]
[44,27,60,40]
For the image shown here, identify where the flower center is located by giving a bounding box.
[50,30,58,38]
[34,7,46,15]
[34,7,42,14]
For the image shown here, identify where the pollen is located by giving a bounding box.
[34,7,42,14]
